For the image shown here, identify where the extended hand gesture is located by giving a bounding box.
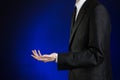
[31,50,57,62]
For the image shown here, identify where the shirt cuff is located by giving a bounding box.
[55,53,58,63]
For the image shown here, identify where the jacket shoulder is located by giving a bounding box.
[94,4,109,15]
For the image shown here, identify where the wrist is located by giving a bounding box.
[52,53,58,62]
[55,53,58,63]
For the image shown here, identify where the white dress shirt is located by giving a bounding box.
[75,0,86,20]
[55,0,86,63]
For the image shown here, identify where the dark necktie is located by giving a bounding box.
[73,6,77,25]
[70,7,77,34]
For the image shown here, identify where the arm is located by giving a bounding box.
[58,5,111,70]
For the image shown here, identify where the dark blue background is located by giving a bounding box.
[1,0,120,80]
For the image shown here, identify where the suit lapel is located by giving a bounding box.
[71,7,76,30]
[69,1,88,45]
[69,0,99,48]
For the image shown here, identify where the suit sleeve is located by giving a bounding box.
[57,5,111,70]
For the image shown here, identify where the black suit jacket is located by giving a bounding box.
[57,0,112,80]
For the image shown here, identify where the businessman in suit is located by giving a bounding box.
[31,0,112,80]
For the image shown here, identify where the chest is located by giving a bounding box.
[70,14,90,51]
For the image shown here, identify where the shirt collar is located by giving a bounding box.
[75,0,86,10]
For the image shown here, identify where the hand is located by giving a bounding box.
[31,50,57,63]
[42,53,58,62]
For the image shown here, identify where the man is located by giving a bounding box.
[31,0,112,80]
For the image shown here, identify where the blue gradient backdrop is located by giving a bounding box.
[1,0,120,80]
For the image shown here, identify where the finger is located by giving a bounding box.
[38,50,41,56]
[42,55,53,60]
[31,54,49,61]
[42,54,51,57]
[31,55,39,60]
[32,50,39,57]
[34,50,39,56]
